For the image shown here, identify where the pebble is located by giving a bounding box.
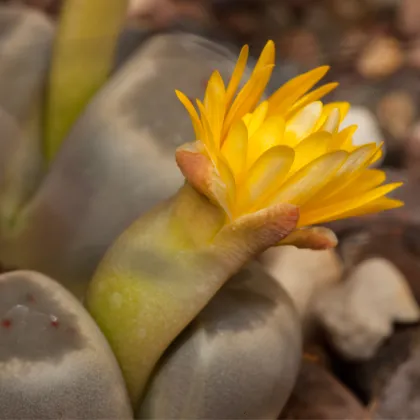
[374,348,420,419]
[128,0,156,16]
[376,90,416,144]
[406,122,420,173]
[259,246,343,324]
[398,0,420,36]
[314,257,420,360]
[335,323,420,405]
[406,39,420,69]
[333,218,420,305]
[280,359,368,420]
[357,35,404,79]
[340,106,385,163]
[329,0,368,22]
[339,28,369,66]
[0,270,132,419]
[281,28,322,69]
[366,0,401,10]
[138,262,302,419]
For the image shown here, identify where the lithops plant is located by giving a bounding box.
[0,270,132,419]
[86,40,402,409]
[0,7,52,223]
[138,261,302,419]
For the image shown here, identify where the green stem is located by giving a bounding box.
[85,184,299,406]
[44,0,129,162]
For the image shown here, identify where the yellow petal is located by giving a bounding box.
[212,157,236,219]
[322,168,386,203]
[286,101,323,141]
[299,182,403,226]
[175,90,202,140]
[334,102,350,121]
[196,99,218,163]
[204,71,226,109]
[328,124,358,151]
[247,116,286,167]
[322,197,404,221]
[267,66,330,116]
[306,143,378,207]
[224,41,275,134]
[315,102,350,131]
[252,40,275,75]
[281,131,300,149]
[211,175,231,219]
[247,101,269,137]
[266,151,348,207]
[217,156,236,197]
[242,113,252,127]
[224,65,274,139]
[285,82,339,119]
[226,45,249,107]
[370,146,383,165]
[321,108,341,134]
[221,120,248,179]
[291,131,330,172]
[239,145,295,214]
[204,71,226,148]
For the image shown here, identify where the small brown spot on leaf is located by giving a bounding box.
[1,319,11,328]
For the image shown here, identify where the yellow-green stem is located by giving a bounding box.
[44,0,129,162]
[85,184,299,406]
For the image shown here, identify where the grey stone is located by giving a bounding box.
[259,246,343,322]
[374,348,420,419]
[280,359,368,420]
[138,261,302,419]
[0,270,132,419]
[341,106,385,166]
[314,258,420,360]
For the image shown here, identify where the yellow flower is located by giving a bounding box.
[175,40,403,245]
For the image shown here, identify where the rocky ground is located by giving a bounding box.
[2,0,420,418]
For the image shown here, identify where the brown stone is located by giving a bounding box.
[331,324,420,405]
[303,343,332,369]
[127,0,179,28]
[333,220,420,305]
[280,28,322,69]
[269,2,293,30]
[406,122,420,177]
[398,0,420,37]
[406,39,420,69]
[339,28,370,67]
[376,91,416,144]
[366,0,400,11]
[357,36,404,79]
[328,0,369,22]
[279,359,368,419]
[374,347,420,418]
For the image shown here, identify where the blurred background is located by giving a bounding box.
[3,0,420,169]
[2,0,420,417]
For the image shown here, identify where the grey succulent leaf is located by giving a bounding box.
[0,270,132,419]
[139,261,302,420]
